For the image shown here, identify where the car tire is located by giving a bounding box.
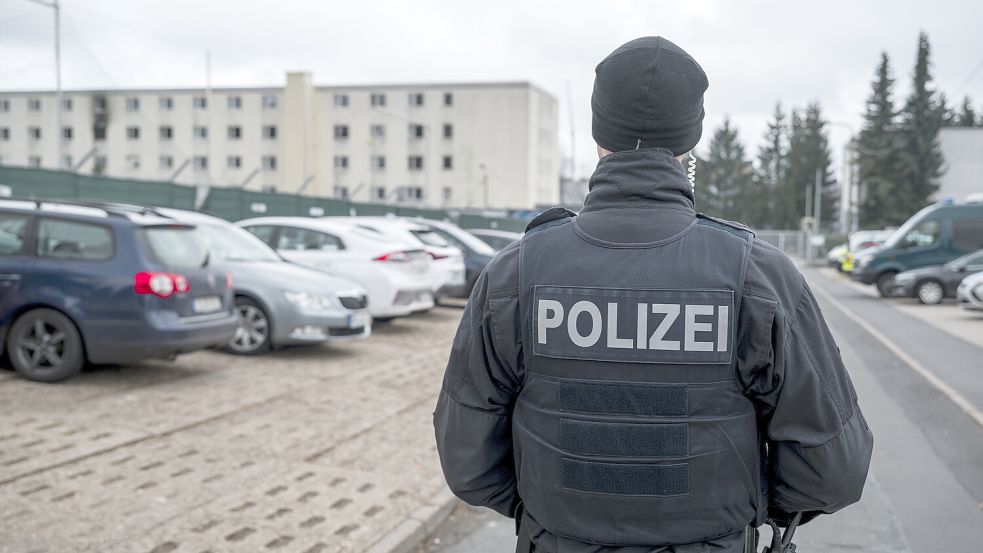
[226,297,271,355]
[875,271,899,298]
[7,308,84,382]
[915,280,945,305]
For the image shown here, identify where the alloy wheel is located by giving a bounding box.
[917,281,944,305]
[15,318,67,371]
[230,303,269,353]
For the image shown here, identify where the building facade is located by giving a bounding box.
[937,127,983,203]
[0,72,559,210]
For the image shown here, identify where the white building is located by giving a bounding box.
[937,127,983,203]
[0,72,559,210]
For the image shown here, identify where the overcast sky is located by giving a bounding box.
[2,0,981,179]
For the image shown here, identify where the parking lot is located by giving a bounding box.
[0,305,462,553]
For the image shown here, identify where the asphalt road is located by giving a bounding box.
[416,266,983,553]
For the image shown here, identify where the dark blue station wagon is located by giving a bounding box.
[0,200,237,382]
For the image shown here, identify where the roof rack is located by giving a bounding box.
[49,199,174,219]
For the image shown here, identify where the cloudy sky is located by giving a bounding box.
[2,0,981,178]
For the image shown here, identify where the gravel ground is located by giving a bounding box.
[0,305,463,553]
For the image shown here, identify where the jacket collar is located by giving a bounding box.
[581,147,695,215]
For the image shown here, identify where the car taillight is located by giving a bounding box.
[428,251,449,260]
[373,251,413,262]
[134,272,190,298]
[225,271,234,288]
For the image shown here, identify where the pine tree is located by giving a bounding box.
[857,52,904,229]
[753,103,788,229]
[784,104,837,231]
[699,118,754,223]
[939,93,958,126]
[957,96,978,127]
[897,32,944,215]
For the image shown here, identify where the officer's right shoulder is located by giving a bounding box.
[482,239,522,296]
[745,238,806,310]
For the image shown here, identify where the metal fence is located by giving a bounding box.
[754,230,809,259]
[0,166,531,233]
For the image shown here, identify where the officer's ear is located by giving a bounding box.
[597,144,613,159]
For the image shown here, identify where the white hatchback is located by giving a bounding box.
[238,217,436,320]
[327,217,467,300]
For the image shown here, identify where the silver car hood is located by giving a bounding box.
[224,260,365,296]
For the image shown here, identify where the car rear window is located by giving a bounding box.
[0,214,28,256]
[139,226,209,269]
[37,218,114,261]
[410,229,451,247]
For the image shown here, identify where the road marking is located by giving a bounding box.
[811,280,983,428]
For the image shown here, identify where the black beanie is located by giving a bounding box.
[591,36,708,156]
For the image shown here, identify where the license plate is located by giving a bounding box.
[193,295,222,313]
[347,312,370,329]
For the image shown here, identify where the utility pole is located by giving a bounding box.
[28,0,63,168]
[814,168,822,231]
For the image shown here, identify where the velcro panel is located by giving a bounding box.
[560,419,688,457]
[561,458,689,496]
[559,381,688,416]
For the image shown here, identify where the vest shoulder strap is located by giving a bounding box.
[525,206,576,234]
[696,213,755,240]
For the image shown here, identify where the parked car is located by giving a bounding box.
[957,271,983,311]
[0,200,237,381]
[155,208,372,354]
[890,249,983,304]
[467,228,523,252]
[826,243,849,269]
[407,219,497,297]
[851,201,983,296]
[328,217,466,300]
[238,217,435,320]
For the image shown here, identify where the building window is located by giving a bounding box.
[126,97,140,112]
[262,155,277,170]
[442,155,453,170]
[126,154,140,170]
[262,125,277,139]
[443,124,453,138]
[159,96,173,111]
[193,96,207,110]
[373,187,386,200]
[334,94,349,107]
[94,97,107,112]
[334,156,349,170]
[94,125,106,140]
[444,92,453,106]
[227,125,242,140]
[62,127,72,141]
[370,124,385,140]
[193,156,208,170]
[409,124,425,139]
[62,155,72,168]
[371,155,385,171]
[62,98,73,112]
[443,187,453,202]
[399,186,424,201]
[227,155,242,169]
[28,98,41,112]
[94,155,107,172]
[334,125,349,139]
[0,128,9,141]
[334,186,349,199]
[370,93,386,107]
[409,92,425,106]
[126,126,140,140]
[159,126,173,140]
[194,126,208,140]
[227,96,242,110]
[29,127,41,140]
[0,99,9,112]
[408,156,424,170]
[159,155,174,170]
[28,156,42,168]
[262,94,277,109]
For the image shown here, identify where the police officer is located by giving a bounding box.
[434,36,873,553]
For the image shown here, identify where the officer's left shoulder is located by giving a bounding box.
[525,206,576,234]
[696,213,755,240]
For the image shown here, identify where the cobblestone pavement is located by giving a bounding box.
[0,306,463,553]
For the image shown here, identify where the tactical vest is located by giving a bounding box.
[515,211,762,547]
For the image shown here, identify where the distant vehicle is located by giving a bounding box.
[238,217,435,320]
[156,209,372,354]
[0,200,237,381]
[407,219,497,297]
[835,230,894,272]
[826,243,848,269]
[890,249,983,304]
[957,271,983,311]
[851,202,983,296]
[328,217,466,301]
[468,228,523,252]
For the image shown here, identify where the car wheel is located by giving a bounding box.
[875,271,899,298]
[7,308,84,382]
[915,280,945,305]
[226,297,271,355]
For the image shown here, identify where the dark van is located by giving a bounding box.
[851,200,983,296]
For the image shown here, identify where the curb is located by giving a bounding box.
[365,488,459,553]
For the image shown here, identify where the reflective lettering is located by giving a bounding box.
[568,301,602,347]
[717,305,729,352]
[606,303,633,349]
[537,299,564,344]
[636,303,648,350]
[649,304,680,351]
[685,304,714,352]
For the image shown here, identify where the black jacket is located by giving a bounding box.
[434,148,873,552]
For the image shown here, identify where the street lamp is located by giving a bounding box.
[26,0,64,170]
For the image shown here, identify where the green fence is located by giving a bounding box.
[0,166,533,232]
